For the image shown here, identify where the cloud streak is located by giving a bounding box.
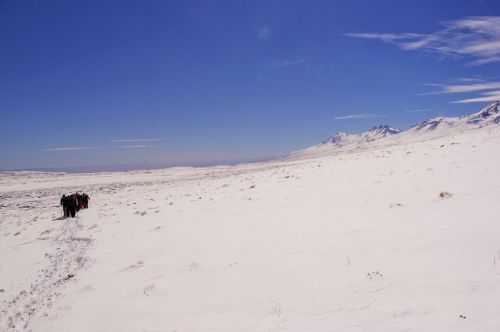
[452,90,500,104]
[345,32,424,43]
[347,16,500,65]
[334,113,382,120]
[424,80,500,103]
[458,77,485,83]
[431,81,500,94]
[112,138,161,143]
[45,146,94,152]
[119,145,152,149]
[406,108,432,113]
[274,58,305,67]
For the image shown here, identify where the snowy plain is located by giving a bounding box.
[1,108,500,331]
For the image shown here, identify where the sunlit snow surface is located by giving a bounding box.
[1,103,500,332]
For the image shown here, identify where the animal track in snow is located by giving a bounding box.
[389,203,404,208]
[439,191,453,199]
[143,284,155,296]
[367,271,384,280]
[121,261,144,272]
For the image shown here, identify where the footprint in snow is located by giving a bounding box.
[121,261,144,272]
[40,229,52,236]
[439,192,453,199]
[143,284,155,296]
[367,271,384,280]
[389,203,404,208]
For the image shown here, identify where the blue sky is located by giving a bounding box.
[2,0,500,170]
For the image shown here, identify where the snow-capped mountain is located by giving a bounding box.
[289,101,500,160]
[323,101,500,142]
[322,125,401,145]
[410,101,500,132]
[465,100,500,126]
[412,117,458,132]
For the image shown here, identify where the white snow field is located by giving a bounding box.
[1,102,500,332]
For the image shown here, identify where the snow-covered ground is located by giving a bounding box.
[2,105,500,331]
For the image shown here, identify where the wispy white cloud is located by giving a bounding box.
[469,56,500,65]
[345,32,424,43]
[45,146,94,152]
[406,108,432,113]
[347,16,500,65]
[112,138,161,143]
[334,113,382,120]
[275,58,305,67]
[483,90,500,96]
[119,145,151,149]
[257,26,271,40]
[437,81,500,94]
[423,81,500,94]
[452,90,500,103]
[423,80,500,103]
[458,77,485,83]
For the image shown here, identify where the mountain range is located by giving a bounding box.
[289,101,500,159]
